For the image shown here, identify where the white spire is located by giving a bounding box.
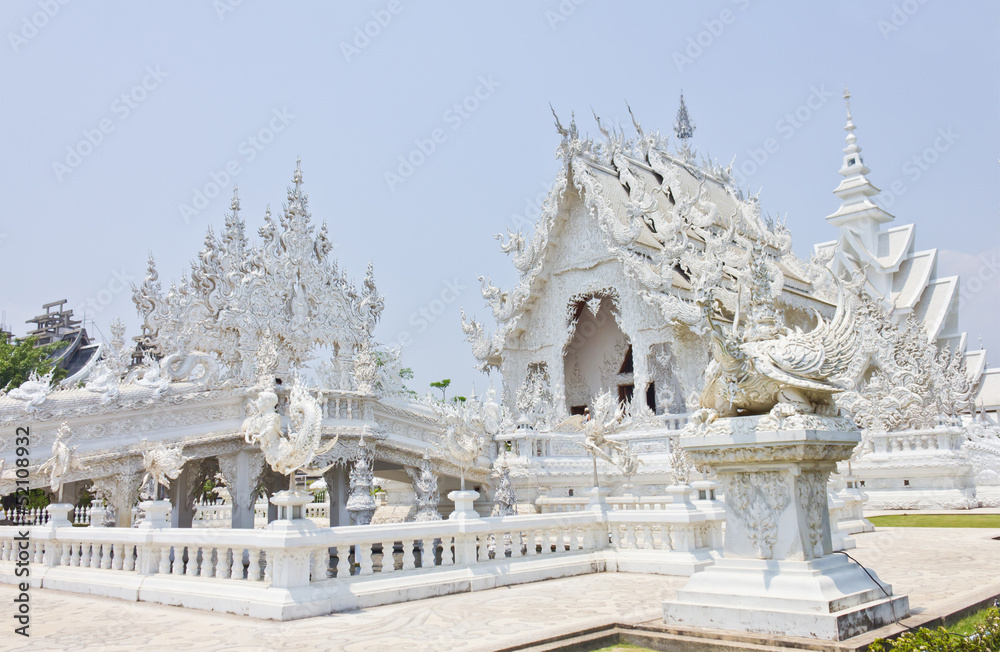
[825,87,894,247]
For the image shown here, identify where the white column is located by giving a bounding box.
[632,338,650,413]
[218,450,265,530]
[549,348,568,419]
[168,462,196,528]
[323,465,350,527]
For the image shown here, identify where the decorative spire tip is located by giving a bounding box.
[674,91,695,142]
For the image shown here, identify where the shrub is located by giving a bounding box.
[869,606,1000,651]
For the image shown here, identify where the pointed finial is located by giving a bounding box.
[230,184,240,213]
[591,106,612,142]
[626,101,643,137]
[550,103,567,137]
[674,91,695,142]
[293,156,303,193]
[842,86,857,144]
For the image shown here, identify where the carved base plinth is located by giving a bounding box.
[44,503,75,528]
[135,500,171,529]
[668,420,908,640]
[663,555,909,640]
[680,426,862,561]
[268,490,316,531]
[447,490,480,520]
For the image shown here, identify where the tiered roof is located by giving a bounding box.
[813,88,995,411]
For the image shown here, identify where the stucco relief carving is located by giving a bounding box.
[721,470,790,559]
[797,470,830,559]
[132,161,382,386]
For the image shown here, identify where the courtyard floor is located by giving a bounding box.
[1,526,998,651]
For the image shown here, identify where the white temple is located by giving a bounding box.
[0,92,998,643]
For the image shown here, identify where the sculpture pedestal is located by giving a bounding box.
[447,490,480,520]
[88,505,107,528]
[135,500,171,529]
[44,503,75,528]
[663,419,908,641]
[267,490,316,531]
[585,487,610,513]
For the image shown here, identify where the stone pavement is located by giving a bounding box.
[1,527,997,652]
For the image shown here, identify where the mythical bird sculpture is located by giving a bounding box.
[697,261,857,421]
[139,439,187,499]
[37,423,87,502]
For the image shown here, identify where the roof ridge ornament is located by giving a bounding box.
[674,91,695,142]
[674,92,696,162]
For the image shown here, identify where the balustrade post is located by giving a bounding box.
[379,541,396,573]
[358,543,374,575]
[453,533,478,566]
[267,548,313,588]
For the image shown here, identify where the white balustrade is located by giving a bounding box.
[535,494,696,513]
[0,499,722,621]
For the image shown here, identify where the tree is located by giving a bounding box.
[430,378,451,401]
[0,336,68,391]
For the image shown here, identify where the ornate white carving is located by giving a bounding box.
[132,162,382,386]
[406,454,441,521]
[582,391,628,468]
[491,464,517,517]
[242,339,332,477]
[438,398,489,489]
[839,299,978,433]
[667,435,690,486]
[698,255,857,419]
[84,318,130,404]
[125,351,171,397]
[7,370,54,411]
[352,343,378,395]
[346,435,376,525]
[138,439,187,499]
[37,422,86,500]
[720,470,790,559]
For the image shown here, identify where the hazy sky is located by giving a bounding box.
[2,1,997,398]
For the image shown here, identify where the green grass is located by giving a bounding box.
[949,606,994,636]
[868,514,1000,528]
